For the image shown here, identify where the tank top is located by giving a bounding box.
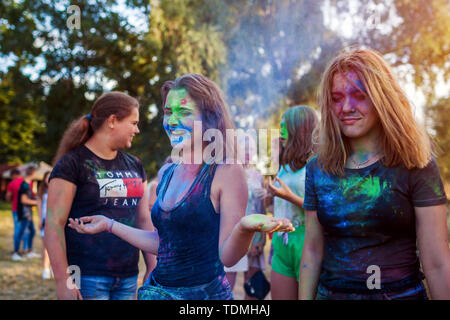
[151,163,225,287]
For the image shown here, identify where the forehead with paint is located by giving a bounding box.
[330,69,371,112]
[331,69,367,96]
[163,88,200,147]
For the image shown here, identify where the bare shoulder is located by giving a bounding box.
[215,164,245,180]
[213,164,247,193]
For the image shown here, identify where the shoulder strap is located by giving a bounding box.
[156,163,176,197]
[202,164,218,197]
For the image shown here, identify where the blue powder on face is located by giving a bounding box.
[355,79,367,93]
[163,119,194,145]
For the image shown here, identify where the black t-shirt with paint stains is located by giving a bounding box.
[49,145,146,278]
[304,157,447,293]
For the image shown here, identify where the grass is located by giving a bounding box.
[0,203,56,299]
[0,201,11,215]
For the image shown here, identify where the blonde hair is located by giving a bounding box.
[316,48,433,176]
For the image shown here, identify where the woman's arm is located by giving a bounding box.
[216,165,293,267]
[415,204,450,299]
[268,177,304,208]
[298,209,324,300]
[44,178,82,300]
[68,215,160,255]
[69,165,173,255]
[136,181,157,281]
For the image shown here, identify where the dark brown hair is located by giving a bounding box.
[53,91,139,165]
[280,105,318,172]
[25,165,36,177]
[161,74,235,163]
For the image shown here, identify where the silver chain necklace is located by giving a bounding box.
[349,152,380,169]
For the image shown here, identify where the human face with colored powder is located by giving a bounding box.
[330,70,380,141]
[280,119,288,148]
[163,88,201,148]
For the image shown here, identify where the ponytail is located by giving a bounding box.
[52,115,92,165]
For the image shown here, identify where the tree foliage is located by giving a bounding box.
[331,0,450,100]
[427,97,450,182]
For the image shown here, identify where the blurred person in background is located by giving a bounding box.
[15,166,40,260]
[38,171,52,279]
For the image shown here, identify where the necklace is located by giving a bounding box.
[349,152,380,169]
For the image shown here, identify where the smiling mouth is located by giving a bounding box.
[341,118,360,125]
[171,129,187,135]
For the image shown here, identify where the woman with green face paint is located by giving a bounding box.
[68,74,295,300]
[267,105,318,300]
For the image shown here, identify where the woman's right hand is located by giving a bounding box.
[56,279,83,300]
[68,215,110,234]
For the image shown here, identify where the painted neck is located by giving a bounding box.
[347,126,382,165]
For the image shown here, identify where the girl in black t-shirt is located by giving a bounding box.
[45,92,157,300]
[298,48,450,300]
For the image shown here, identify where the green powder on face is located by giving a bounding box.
[280,120,288,140]
[166,88,196,114]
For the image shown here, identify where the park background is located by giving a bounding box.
[0,0,449,299]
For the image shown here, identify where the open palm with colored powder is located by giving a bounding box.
[68,216,110,234]
[240,214,295,233]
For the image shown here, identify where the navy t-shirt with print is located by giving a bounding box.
[49,145,147,278]
[303,156,447,292]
